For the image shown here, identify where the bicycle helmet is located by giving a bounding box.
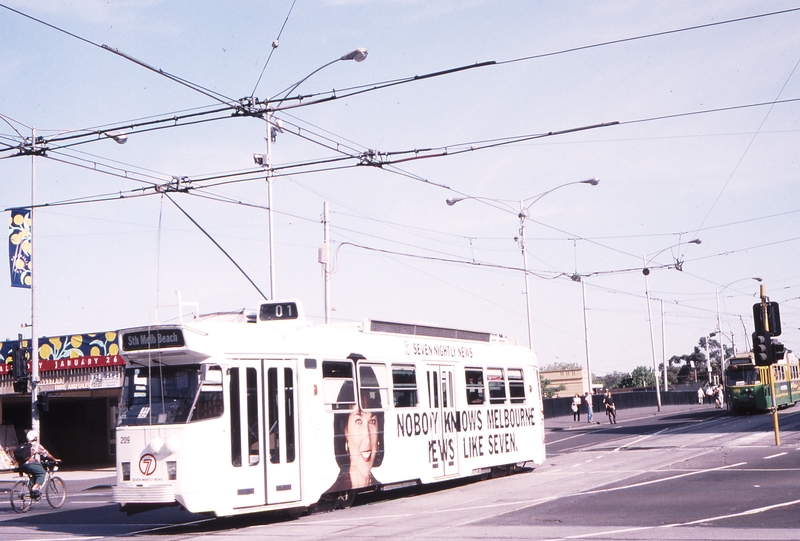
[26,430,39,442]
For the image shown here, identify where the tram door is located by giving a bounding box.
[428,365,460,478]
[264,361,301,503]
[229,363,266,509]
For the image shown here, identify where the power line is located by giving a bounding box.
[250,0,299,98]
[497,7,800,67]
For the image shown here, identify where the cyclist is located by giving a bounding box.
[19,430,60,499]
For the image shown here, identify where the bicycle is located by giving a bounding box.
[10,459,67,513]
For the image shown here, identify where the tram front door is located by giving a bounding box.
[264,360,301,503]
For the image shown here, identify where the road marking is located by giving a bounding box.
[580,461,746,494]
[11,538,102,541]
[764,452,787,459]
[544,497,800,540]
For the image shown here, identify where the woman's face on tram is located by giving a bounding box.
[345,409,379,480]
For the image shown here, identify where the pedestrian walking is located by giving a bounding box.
[603,390,617,424]
[572,393,581,422]
[697,386,705,405]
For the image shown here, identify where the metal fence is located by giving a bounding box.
[543,390,699,419]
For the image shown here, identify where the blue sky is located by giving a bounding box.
[1,0,799,376]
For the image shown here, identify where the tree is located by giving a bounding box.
[619,366,655,388]
[598,371,626,390]
[541,361,583,371]
[540,376,566,398]
[659,362,679,387]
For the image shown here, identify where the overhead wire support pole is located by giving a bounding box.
[661,299,668,393]
[266,108,276,300]
[322,202,331,324]
[643,255,662,412]
[30,127,40,433]
[519,200,533,349]
[581,279,592,394]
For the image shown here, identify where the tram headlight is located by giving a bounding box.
[166,435,182,454]
[167,461,177,481]
[122,462,131,481]
[149,437,165,454]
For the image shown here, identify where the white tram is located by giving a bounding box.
[112,300,546,516]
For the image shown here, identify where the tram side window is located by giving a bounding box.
[359,363,388,410]
[465,368,485,405]
[487,367,507,405]
[508,368,526,404]
[193,366,224,421]
[322,361,356,411]
[392,366,418,408]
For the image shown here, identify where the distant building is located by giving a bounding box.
[541,368,589,397]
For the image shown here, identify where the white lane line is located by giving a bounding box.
[11,538,102,541]
[544,497,800,540]
[764,452,787,459]
[580,461,747,494]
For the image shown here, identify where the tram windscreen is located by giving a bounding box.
[118,364,223,426]
[726,366,760,386]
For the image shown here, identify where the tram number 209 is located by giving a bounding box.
[260,302,298,321]
[120,436,131,445]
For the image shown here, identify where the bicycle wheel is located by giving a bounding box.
[10,481,32,513]
[45,476,67,508]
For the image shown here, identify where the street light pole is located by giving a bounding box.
[30,127,40,433]
[257,48,368,300]
[448,178,598,349]
[518,199,534,348]
[641,237,702,410]
[643,256,662,412]
[266,115,276,299]
[581,279,593,394]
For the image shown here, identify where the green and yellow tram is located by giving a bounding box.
[725,351,800,413]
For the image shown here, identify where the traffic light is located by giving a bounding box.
[772,341,786,362]
[752,332,775,366]
[753,301,782,336]
[11,346,29,380]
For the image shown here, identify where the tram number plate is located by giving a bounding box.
[260,302,298,321]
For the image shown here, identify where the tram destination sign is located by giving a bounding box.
[122,329,186,351]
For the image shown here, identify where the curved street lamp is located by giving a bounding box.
[255,48,368,300]
[446,178,599,349]
[642,238,702,406]
[715,277,762,355]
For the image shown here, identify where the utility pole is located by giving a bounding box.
[320,202,331,323]
[30,127,40,434]
[643,257,662,412]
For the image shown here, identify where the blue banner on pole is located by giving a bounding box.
[8,208,32,288]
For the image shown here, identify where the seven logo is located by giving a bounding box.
[139,453,157,476]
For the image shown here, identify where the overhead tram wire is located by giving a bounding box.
[163,194,268,301]
[4,2,796,157]
[497,6,800,67]
[0,3,237,107]
[250,0,299,99]
[257,7,800,112]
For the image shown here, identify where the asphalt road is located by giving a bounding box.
[2,403,799,540]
